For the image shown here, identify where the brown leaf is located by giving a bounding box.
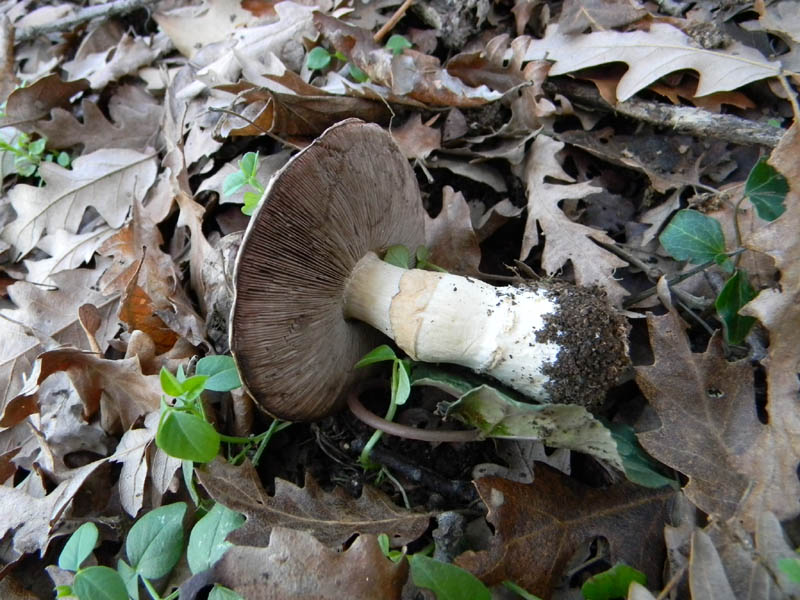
[314,13,501,107]
[423,187,482,275]
[455,466,673,596]
[391,114,441,161]
[1,148,157,259]
[4,348,161,431]
[35,87,162,153]
[516,134,628,304]
[689,529,737,599]
[197,459,430,549]
[559,0,648,34]
[737,123,800,524]
[212,529,408,600]
[0,74,88,127]
[635,311,761,520]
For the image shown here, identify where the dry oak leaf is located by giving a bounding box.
[635,310,800,525]
[455,466,674,597]
[35,88,162,154]
[423,186,482,276]
[558,0,648,35]
[24,226,116,285]
[738,122,800,525]
[314,13,502,107]
[1,148,157,259]
[3,348,161,432]
[197,458,430,549]
[519,22,781,101]
[516,134,628,305]
[0,74,88,128]
[211,529,408,600]
[0,268,119,410]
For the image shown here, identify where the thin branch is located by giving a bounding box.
[545,79,784,148]
[373,0,414,44]
[16,0,158,42]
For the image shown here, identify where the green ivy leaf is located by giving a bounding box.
[659,209,727,265]
[196,355,242,392]
[187,503,245,574]
[581,563,647,600]
[242,191,261,216]
[744,157,788,221]
[349,63,369,82]
[383,244,411,268]
[306,46,332,70]
[385,34,412,55]
[223,170,248,196]
[409,554,491,600]
[156,410,220,462]
[159,367,184,398]
[715,269,757,345]
[126,502,187,580]
[779,557,800,583]
[59,522,99,572]
[607,424,677,489]
[355,345,398,368]
[73,566,129,600]
[209,585,246,600]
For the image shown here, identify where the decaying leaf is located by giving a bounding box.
[212,529,408,600]
[0,74,88,127]
[1,149,157,259]
[519,23,781,101]
[423,186,482,275]
[455,466,674,596]
[197,459,430,549]
[517,134,628,304]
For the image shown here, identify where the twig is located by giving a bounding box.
[373,0,414,44]
[545,79,784,147]
[777,74,800,122]
[15,0,158,42]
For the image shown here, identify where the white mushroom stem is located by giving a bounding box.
[343,252,563,399]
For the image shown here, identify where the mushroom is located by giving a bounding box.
[231,119,629,422]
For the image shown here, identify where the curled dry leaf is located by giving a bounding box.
[0,74,88,126]
[197,458,430,549]
[212,529,408,600]
[455,466,674,597]
[423,186,482,275]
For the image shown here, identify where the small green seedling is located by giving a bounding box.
[658,157,788,345]
[581,563,647,600]
[223,152,266,215]
[305,35,411,83]
[779,553,800,583]
[156,355,290,468]
[0,132,70,178]
[57,503,245,600]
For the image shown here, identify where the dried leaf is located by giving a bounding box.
[423,187,482,275]
[689,530,736,599]
[517,134,628,304]
[212,529,408,599]
[559,0,647,34]
[197,459,430,548]
[0,74,88,127]
[1,148,157,259]
[391,114,441,161]
[455,466,673,596]
[520,23,781,101]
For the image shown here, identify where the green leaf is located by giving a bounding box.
[744,157,788,221]
[72,566,129,600]
[179,374,209,402]
[242,191,261,215]
[56,151,71,167]
[187,503,245,574]
[383,244,411,268]
[59,522,99,572]
[409,554,491,600]
[306,46,332,70]
[502,580,543,600]
[410,364,483,398]
[156,410,220,462]
[159,367,184,397]
[55,585,73,598]
[444,385,624,470]
[239,151,259,178]
[715,269,757,345]
[28,137,47,156]
[355,345,397,368]
[117,559,139,600]
[385,34,412,55]
[658,209,727,264]
[183,460,199,506]
[15,156,36,177]
[349,63,369,82]
[607,424,678,489]
[779,557,800,583]
[223,170,247,196]
[209,585,246,600]
[581,563,647,600]
[196,355,242,392]
[126,502,187,580]
[392,360,411,406]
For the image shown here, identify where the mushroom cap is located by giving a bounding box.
[230,119,426,421]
